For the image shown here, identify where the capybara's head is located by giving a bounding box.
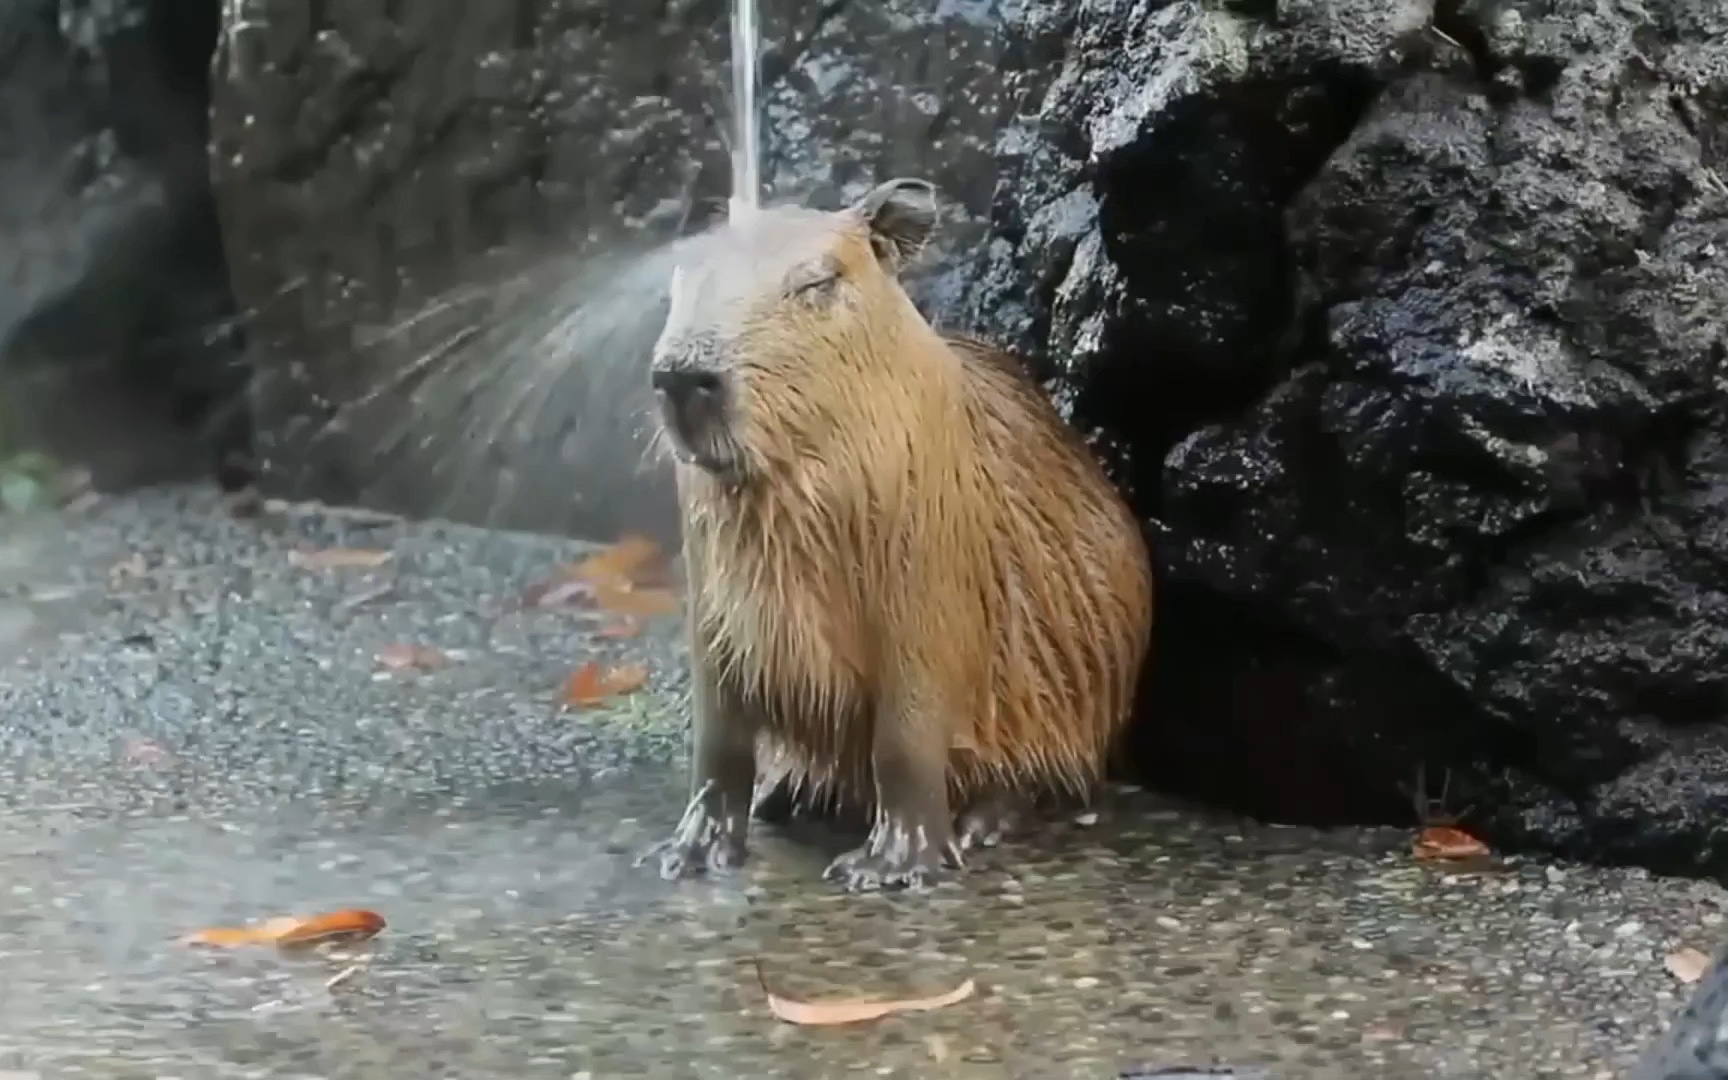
[649,178,939,484]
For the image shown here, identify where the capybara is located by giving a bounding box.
[636,178,1154,891]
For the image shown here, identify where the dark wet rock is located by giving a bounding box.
[972,0,1728,875]
[208,0,1010,544]
[0,0,247,491]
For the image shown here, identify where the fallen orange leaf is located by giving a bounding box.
[180,909,386,950]
[1666,946,1714,985]
[519,534,678,614]
[592,581,682,618]
[1412,825,1490,861]
[288,547,393,570]
[375,642,449,672]
[525,536,681,616]
[562,661,650,707]
[181,916,303,948]
[754,961,976,1026]
[571,535,671,587]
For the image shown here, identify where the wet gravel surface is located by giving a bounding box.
[0,483,1718,1079]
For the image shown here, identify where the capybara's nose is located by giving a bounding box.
[651,366,724,407]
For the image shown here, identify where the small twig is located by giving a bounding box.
[334,583,397,613]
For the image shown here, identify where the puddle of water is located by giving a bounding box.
[0,771,1689,1079]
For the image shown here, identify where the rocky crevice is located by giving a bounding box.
[0,0,248,492]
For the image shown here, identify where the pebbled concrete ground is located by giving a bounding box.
[0,483,1718,1080]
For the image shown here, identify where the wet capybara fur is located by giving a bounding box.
[637,178,1154,891]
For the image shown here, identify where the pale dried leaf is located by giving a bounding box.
[108,553,148,580]
[120,737,174,770]
[1666,946,1713,984]
[375,643,449,672]
[525,578,594,609]
[288,548,393,570]
[755,962,976,1026]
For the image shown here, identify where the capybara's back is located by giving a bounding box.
[942,336,1153,799]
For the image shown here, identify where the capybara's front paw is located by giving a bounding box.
[635,799,748,880]
[822,818,959,893]
[638,829,747,880]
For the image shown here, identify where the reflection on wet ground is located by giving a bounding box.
[0,486,1714,1079]
[1,773,1717,1079]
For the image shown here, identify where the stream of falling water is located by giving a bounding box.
[727,0,761,219]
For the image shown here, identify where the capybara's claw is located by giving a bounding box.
[822,820,958,893]
[637,831,747,880]
[636,797,748,880]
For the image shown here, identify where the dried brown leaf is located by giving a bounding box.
[1666,946,1713,985]
[754,962,976,1026]
[571,535,671,587]
[1412,825,1490,861]
[288,547,393,570]
[562,660,650,708]
[375,643,449,672]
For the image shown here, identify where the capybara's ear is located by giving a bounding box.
[852,178,938,271]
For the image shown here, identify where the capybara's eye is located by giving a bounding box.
[784,258,841,304]
[789,273,838,304]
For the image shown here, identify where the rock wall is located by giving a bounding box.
[975,0,1728,872]
[206,0,1728,876]
[0,0,247,491]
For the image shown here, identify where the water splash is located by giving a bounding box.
[305,0,771,541]
[727,0,761,220]
[310,241,690,543]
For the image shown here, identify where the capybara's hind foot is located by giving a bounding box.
[823,816,961,893]
[955,792,1033,852]
[636,789,748,880]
